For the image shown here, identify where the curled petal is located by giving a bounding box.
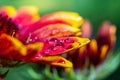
[31,24,81,39]
[0,34,27,60]
[76,37,90,47]
[39,11,84,27]
[20,24,81,43]
[24,42,43,61]
[0,6,16,18]
[34,37,90,57]
[31,56,72,67]
[0,34,47,66]
[26,43,43,54]
[97,21,116,51]
[19,12,83,38]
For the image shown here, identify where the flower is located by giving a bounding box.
[0,6,90,68]
[67,21,116,70]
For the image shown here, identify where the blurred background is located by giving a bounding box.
[0,0,120,80]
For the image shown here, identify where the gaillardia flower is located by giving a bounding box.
[0,6,90,68]
[67,21,116,70]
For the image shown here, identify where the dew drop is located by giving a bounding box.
[57,59,65,64]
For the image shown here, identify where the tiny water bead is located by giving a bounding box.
[56,59,65,64]
[40,37,76,56]
[48,38,63,46]
[34,37,77,58]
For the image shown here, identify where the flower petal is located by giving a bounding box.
[34,37,90,57]
[18,12,83,40]
[0,34,27,60]
[39,11,84,27]
[23,42,43,61]
[97,22,116,51]
[31,24,81,38]
[67,38,90,69]
[20,24,81,43]
[31,56,72,67]
[89,39,98,56]
[100,45,108,61]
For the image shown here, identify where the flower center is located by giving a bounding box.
[0,13,18,37]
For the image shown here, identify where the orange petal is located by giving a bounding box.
[23,42,43,61]
[30,24,81,41]
[0,34,27,60]
[100,45,108,61]
[89,39,98,56]
[88,39,100,66]
[26,43,43,53]
[39,11,84,27]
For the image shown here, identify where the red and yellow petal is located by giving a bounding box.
[62,37,90,55]
[32,23,81,38]
[19,24,81,44]
[31,56,72,67]
[18,11,83,43]
[97,22,116,50]
[24,42,43,61]
[39,11,84,28]
[23,24,81,43]
[89,39,98,56]
[0,34,43,61]
[33,37,90,57]
[0,34,27,60]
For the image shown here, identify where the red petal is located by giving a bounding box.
[33,37,90,57]
[97,21,116,51]
[19,24,81,44]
